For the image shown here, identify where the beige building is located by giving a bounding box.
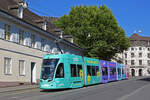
[0,0,83,84]
[118,33,150,77]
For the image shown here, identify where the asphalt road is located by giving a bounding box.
[1,77,150,100]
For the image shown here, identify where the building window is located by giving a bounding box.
[4,57,12,75]
[131,60,134,65]
[131,47,134,51]
[147,60,150,66]
[131,53,135,58]
[139,53,142,58]
[148,48,150,51]
[19,60,25,76]
[19,30,24,45]
[125,53,127,58]
[31,34,35,48]
[125,60,127,65]
[139,47,142,50]
[139,60,142,65]
[41,38,45,51]
[148,53,150,58]
[4,24,11,41]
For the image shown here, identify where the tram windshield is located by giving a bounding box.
[41,59,59,80]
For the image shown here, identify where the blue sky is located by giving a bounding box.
[26,0,150,37]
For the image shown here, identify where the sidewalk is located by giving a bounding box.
[0,82,39,93]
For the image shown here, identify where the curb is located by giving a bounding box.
[0,86,39,93]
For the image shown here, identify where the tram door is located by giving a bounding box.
[31,62,36,83]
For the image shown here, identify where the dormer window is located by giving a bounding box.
[18,5,23,19]
[18,1,28,19]
[35,20,47,31]
[42,21,47,30]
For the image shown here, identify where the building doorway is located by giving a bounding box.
[31,62,36,83]
[131,69,135,77]
[139,69,143,76]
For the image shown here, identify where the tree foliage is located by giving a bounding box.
[54,5,130,60]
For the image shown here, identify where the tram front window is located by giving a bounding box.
[41,59,59,80]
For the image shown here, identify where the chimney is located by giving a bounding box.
[18,1,28,19]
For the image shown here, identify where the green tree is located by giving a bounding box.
[55,5,130,61]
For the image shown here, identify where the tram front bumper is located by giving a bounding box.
[40,82,57,89]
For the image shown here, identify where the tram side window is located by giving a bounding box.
[77,65,82,77]
[55,63,64,78]
[96,66,100,76]
[102,67,108,76]
[113,68,116,75]
[122,68,125,74]
[71,64,77,77]
[110,68,116,75]
[87,66,92,76]
[92,67,96,76]
[110,68,113,75]
[118,68,121,75]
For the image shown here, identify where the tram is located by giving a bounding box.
[40,54,129,90]
[40,54,84,89]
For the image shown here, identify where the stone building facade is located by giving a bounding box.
[0,0,83,83]
[121,33,150,77]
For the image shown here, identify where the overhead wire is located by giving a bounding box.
[28,7,51,17]
[26,0,59,17]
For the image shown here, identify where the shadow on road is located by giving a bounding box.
[40,88,72,92]
[137,77,150,82]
